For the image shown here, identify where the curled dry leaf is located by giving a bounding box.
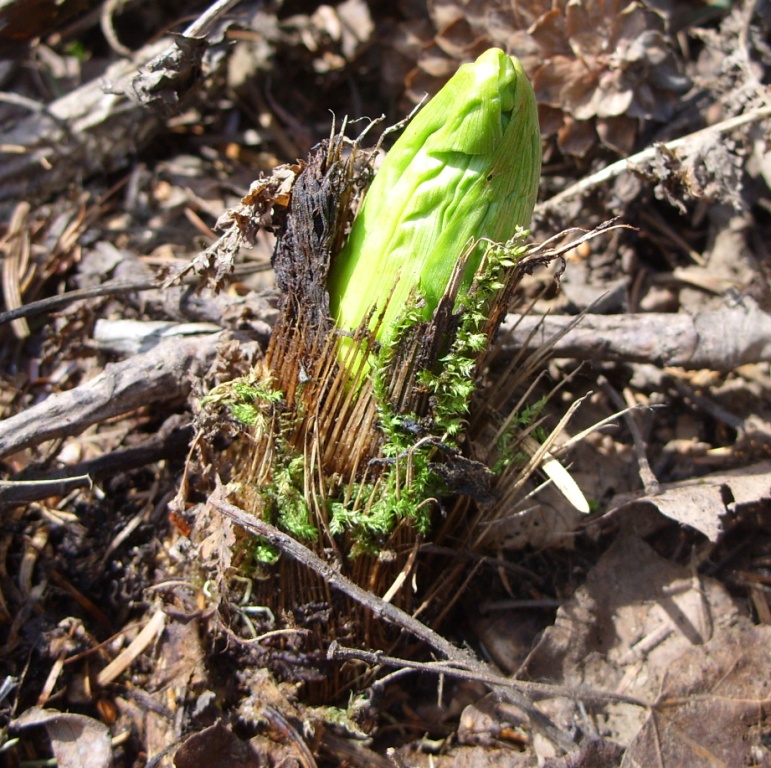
[633,137,746,212]
[168,160,305,291]
[405,0,690,156]
[609,459,771,542]
[529,0,690,155]
[11,707,112,768]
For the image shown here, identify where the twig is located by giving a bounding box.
[0,278,159,327]
[670,376,771,438]
[499,299,771,371]
[0,334,219,459]
[211,486,578,753]
[0,475,93,506]
[536,105,771,216]
[327,643,649,709]
[101,0,133,57]
[599,376,659,495]
[0,261,270,327]
[0,425,193,505]
[182,0,243,37]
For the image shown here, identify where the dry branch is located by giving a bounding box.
[535,105,771,217]
[0,40,168,208]
[500,299,771,370]
[0,0,238,209]
[0,424,193,505]
[0,333,219,459]
[211,487,578,754]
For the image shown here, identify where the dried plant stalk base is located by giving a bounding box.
[192,133,609,697]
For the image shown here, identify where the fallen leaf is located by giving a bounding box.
[609,460,771,541]
[173,722,263,768]
[519,529,771,765]
[623,618,771,766]
[12,707,112,768]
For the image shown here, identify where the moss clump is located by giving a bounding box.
[203,372,283,430]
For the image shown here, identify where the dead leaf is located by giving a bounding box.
[145,608,210,762]
[543,738,624,768]
[610,460,771,542]
[519,529,771,764]
[643,135,745,211]
[12,707,112,768]
[623,619,771,766]
[173,722,264,768]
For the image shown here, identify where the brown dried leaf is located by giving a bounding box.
[12,708,112,768]
[195,503,237,575]
[596,115,638,155]
[173,723,263,768]
[623,621,771,767]
[532,55,584,109]
[167,160,305,291]
[434,16,491,60]
[532,0,688,153]
[528,8,571,59]
[610,460,771,542]
[521,529,771,763]
[543,739,625,768]
[565,0,624,59]
[557,116,597,158]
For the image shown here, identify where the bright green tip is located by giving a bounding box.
[327,47,541,355]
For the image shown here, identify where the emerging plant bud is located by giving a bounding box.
[327,48,542,349]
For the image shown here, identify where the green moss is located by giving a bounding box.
[251,540,280,565]
[322,231,531,549]
[203,373,283,430]
[218,234,542,556]
[265,457,317,540]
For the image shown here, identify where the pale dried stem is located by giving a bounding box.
[537,106,771,216]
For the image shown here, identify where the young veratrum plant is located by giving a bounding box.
[315,48,543,542]
[212,47,545,557]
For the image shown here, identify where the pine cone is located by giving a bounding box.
[530,0,691,155]
[400,0,690,157]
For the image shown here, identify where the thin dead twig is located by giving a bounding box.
[599,376,659,495]
[211,485,578,753]
[0,278,159,328]
[327,643,650,709]
[0,261,271,328]
[182,0,243,37]
[537,105,771,216]
[0,334,219,460]
[0,425,193,505]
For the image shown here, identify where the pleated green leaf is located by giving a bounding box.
[328,48,541,349]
